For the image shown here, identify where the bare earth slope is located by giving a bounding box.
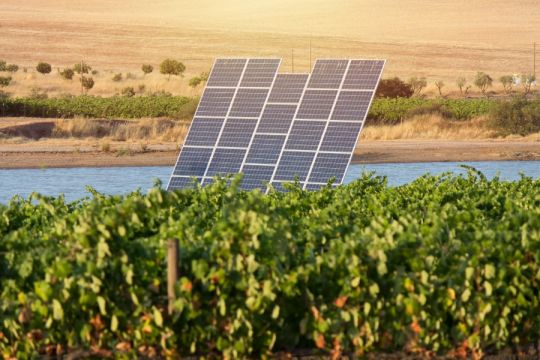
[1,0,539,80]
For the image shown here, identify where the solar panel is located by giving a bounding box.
[168,58,385,192]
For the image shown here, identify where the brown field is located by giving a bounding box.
[1,0,539,97]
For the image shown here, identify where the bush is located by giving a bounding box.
[36,62,52,75]
[0,60,6,71]
[73,62,92,74]
[112,73,123,82]
[142,64,154,75]
[499,75,514,94]
[491,97,540,135]
[81,76,95,93]
[121,86,136,97]
[375,77,413,98]
[474,72,493,95]
[408,76,427,96]
[160,59,186,80]
[29,87,48,100]
[91,69,99,75]
[60,68,75,80]
[0,76,12,87]
[6,64,19,73]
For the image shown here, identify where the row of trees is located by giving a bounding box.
[377,72,537,98]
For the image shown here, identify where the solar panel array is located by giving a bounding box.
[168,58,385,192]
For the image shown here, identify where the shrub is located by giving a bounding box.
[81,76,95,93]
[189,76,202,88]
[60,68,75,80]
[491,97,540,135]
[142,64,153,75]
[375,77,413,98]
[73,62,92,74]
[160,59,186,80]
[0,76,12,87]
[91,70,99,75]
[29,87,48,100]
[36,62,52,75]
[0,60,6,71]
[408,76,427,96]
[6,64,19,73]
[474,72,493,96]
[456,77,469,96]
[499,75,514,94]
[112,73,123,82]
[520,74,536,95]
[121,86,136,97]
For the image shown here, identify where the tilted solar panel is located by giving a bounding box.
[168,58,385,192]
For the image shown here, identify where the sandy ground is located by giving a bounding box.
[1,140,539,169]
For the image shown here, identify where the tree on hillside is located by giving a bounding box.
[60,68,75,80]
[80,76,94,94]
[456,77,470,96]
[142,64,154,76]
[0,60,6,72]
[408,77,427,96]
[474,72,493,96]
[188,72,210,89]
[0,76,12,87]
[499,75,514,94]
[434,80,445,97]
[36,62,52,75]
[74,62,92,74]
[6,64,19,73]
[160,59,186,80]
[375,77,414,98]
[521,74,536,95]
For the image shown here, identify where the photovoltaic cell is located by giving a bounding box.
[218,119,257,148]
[168,177,201,189]
[331,91,372,121]
[285,121,326,151]
[229,88,269,118]
[343,60,385,90]
[206,148,246,176]
[308,153,350,183]
[274,151,315,182]
[184,118,224,147]
[246,135,285,164]
[320,122,362,152]
[196,88,236,117]
[241,165,275,190]
[172,147,213,177]
[268,74,309,103]
[296,90,337,120]
[257,104,297,134]
[307,60,348,89]
[240,59,280,88]
[206,59,246,87]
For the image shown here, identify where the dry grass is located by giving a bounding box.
[361,115,498,140]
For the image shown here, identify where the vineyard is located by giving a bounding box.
[1,170,540,358]
[0,95,496,123]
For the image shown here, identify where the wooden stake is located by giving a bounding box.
[167,238,179,315]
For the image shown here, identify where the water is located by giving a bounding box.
[0,161,539,203]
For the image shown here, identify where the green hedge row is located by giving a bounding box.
[1,171,540,358]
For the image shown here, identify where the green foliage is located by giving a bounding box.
[520,74,536,95]
[112,73,123,82]
[375,77,414,98]
[188,76,202,88]
[80,77,95,93]
[0,76,12,87]
[60,68,75,80]
[456,77,469,96]
[474,72,493,95]
[160,59,186,80]
[36,62,52,75]
[499,75,514,94]
[490,97,540,135]
[1,172,540,358]
[1,95,195,119]
[141,64,153,75]
[6,64,19,73]
[73,62,92,74]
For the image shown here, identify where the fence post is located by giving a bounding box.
[167,238,179,315]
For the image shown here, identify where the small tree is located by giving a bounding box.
[160,59,186,80]
[474,72,493,96]
[0,76,12,87]
[408,77,427,96]
[74,62,92,74]
[375,77,414,98]
[499,75,514,94]
[521,74,536,95]
[80,76,94,93]
[6,64,19,73]
[434,80,445,97]
[142,64,154,76]
[60,68,75,80]
[456,77,468,96]
[36,62,52,75]
[112,73,123,82]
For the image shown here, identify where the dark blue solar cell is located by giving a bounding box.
[196,88,236,117]
[268,74,309,103]
[320,122,362,152]
[240,59,280,88]
[307,60,349,89]
[296,90,337,120]
[240,165,275,190]
[229,88,269,118]
[167,177,202,190]
[217,118,257,148]
[342,60,385,90]
[246,135,285,164]
[172,147,213,177]
[285,120,326,151]
[270,181,304,193]
[308,153,350,184]
[331,91,372,121]
[184,118,224,147]
[274,151,315,182]
[305,183,339,191]
[206,148,246,176]
[207,59,247,87]
[257,104,297,134]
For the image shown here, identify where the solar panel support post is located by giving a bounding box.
[167,238,179,315]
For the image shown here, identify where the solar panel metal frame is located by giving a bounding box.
[168,58,385,192]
